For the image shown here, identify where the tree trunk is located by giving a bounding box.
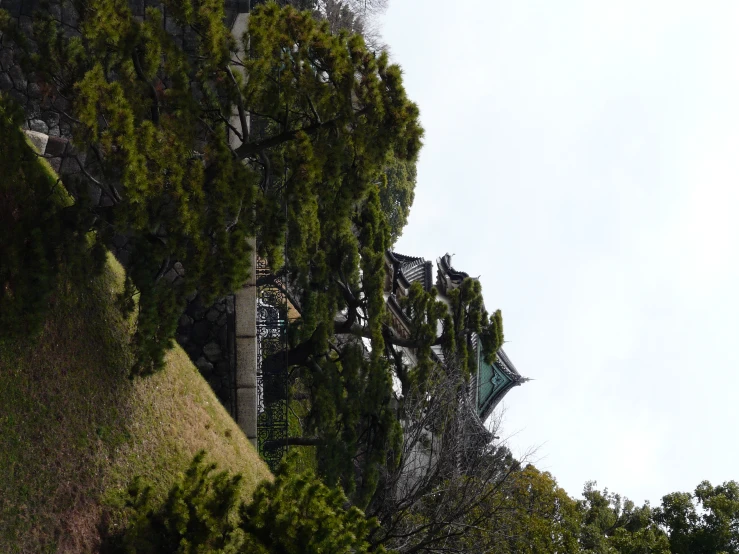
[235,118,335,158]
[234,108,368,159]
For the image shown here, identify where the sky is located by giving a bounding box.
[380,1,739,506]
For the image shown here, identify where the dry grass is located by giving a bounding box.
[0,255,271,553]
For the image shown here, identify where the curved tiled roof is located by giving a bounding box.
[436,253,473,295]
[387,251,434,293]
[476,346,527,423]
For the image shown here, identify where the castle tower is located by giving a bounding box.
[384,250,529,424]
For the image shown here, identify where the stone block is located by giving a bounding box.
[19,1,40,17]
[0,50,13,71]
[7,89,25,105]
[47,156,62,173]
[59,155,77,175]
[195,356,214,374]
[184,342,200,360]
[206,308,220,322]
[24,130,48,154]
[235,336,257,388]
[203,341,222,362]
[41,110,60,128]
[49,3,62,21]
[62,141,81,159]
[186,296,206,319]
[53,95,69,113]
[236,386,258,439]
[26,99,41,119]
[234,285,256,337]
[183,31,198,53]
[27,82,41,99]
[4,0,20,17]
[28,118,48,134]
[99,190,115,207]
[217,324,228,348]
[164,16,181,37]
[0,72,13,91]
[191,320,209,344]
[215,360,231,378]
[9,65,26,90]
[129,0,145,16]
[86,181,102,207]
[45,136,67,157]
[61,3,78,26]
[18,16,33,36]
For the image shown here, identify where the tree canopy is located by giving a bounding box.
[6,3,739,554]
[0,0,430,506]
[655,480,739,554]
[379,156,417,245]
[0,0,422,374]
[106,451,384,553]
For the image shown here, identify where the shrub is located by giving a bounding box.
[104,451,384,554]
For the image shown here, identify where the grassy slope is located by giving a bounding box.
[0,254,271,553]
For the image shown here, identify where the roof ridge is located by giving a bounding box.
[390,251,426,263]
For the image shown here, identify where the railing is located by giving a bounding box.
[255,258,289,472]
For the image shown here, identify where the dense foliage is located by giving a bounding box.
[0,0,422,374]
[0,96,104,339]
[105,446,739,554]
[105,452,382,554]
[7,4,735,554]
[379,156,416,245]
[0,0,429,506]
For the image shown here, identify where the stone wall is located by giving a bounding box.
[0,0,70,138]
[178,293,237,415]
[0,0,255,136]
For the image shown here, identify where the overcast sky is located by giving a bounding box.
[381,1,739,506]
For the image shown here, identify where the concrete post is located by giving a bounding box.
[229,12,258,448]
[234,251,258,447]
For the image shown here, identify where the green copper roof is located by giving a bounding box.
[477,341,515,416]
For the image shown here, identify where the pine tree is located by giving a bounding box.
[379,156,417,245]
[106,451,384,554]
[0,0,423,373]
[240,457,384,554]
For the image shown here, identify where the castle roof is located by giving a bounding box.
[386,251,434,293]
[385,250,529,422]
